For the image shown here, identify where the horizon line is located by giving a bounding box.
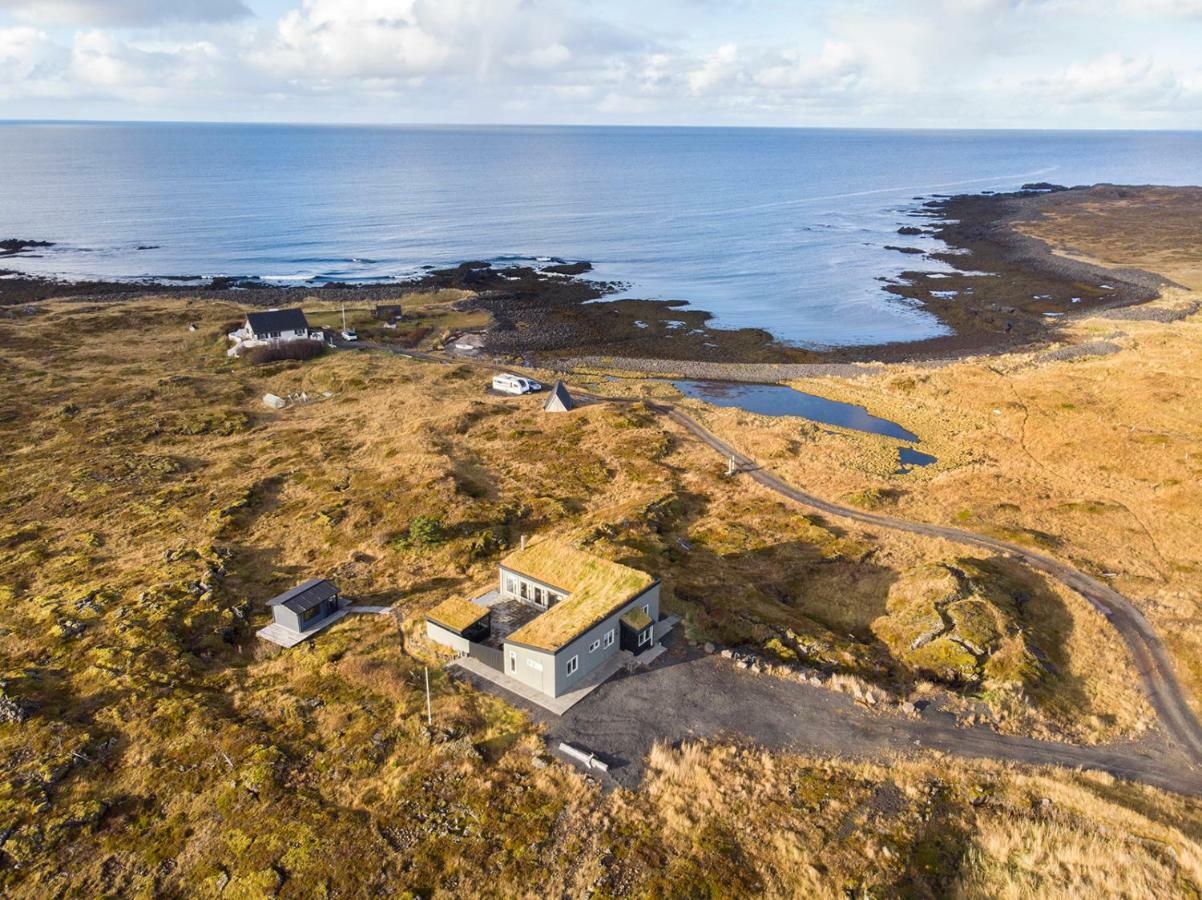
[1,117,1201,135]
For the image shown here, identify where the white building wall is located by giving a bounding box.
[550,584,659,696]
[502,643,556,695]
[426,621,470,654]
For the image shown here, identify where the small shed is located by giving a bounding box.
[268,578,341,633]
[543,380,576,413]
[373,304,403,320]
[426,597,491,652]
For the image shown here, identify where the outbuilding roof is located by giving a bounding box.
[620,608,653,631]
[502,541,656,652]
[267,578,339,614]
[427,596,491,634]
[543,380,576,412]
[246,307,310,336]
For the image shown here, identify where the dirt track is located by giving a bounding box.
[351,341,1202,794]
[646,398,1202,768]
[526,638,1202,794]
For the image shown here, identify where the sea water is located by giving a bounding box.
[3,122,1201,347]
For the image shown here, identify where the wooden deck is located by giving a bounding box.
[256,604,395,648]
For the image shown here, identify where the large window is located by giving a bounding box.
[302,606,320,623]
[566,655,579,676]
[639,627,652,647]
[520,581,528,600]
[603,629,614,649]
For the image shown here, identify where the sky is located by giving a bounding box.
[0,0,1200,128]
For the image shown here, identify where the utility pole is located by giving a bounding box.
[424,666,433,726]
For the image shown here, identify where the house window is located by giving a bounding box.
[505,576,516,596]
[508,652,516,673]
[566,655,579,676]
[639,627,653,646]
[534,587,544,607]
[301,606,320,623]
[589,639,600,653]
[641,604,650,616]
[548,592,560,606]
[603,629,614,649]
[520,581,528,600]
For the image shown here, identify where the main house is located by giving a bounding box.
[426,541,660,699]
[227,307,323,355]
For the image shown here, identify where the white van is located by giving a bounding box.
[492,373,542,395]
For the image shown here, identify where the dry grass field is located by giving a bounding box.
[667,192,1202,730]
[0,286,1191,894]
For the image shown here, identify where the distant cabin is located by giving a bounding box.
[267,578,342,633]
[543,380,576,413]
[373,304,403,320]
[228,307,322,355]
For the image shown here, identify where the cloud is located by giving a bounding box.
[0,0,251,27]
[1022,52,1198,108]
[0,0,1198,127]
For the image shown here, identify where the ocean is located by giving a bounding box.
[3,122,1201,347]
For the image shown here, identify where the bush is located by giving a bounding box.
[247,341,325,365]
[394,515,446,550]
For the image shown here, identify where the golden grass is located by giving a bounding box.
[502,540,656,650]
[0,293,1181,894]
[426,595,490,632]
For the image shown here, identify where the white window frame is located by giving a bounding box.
[566,655,579,676]
[641,604,650,616]
[602,629,614,649]
[589,639,600,653]
[639,627,652,647]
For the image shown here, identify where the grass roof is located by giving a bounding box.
[426,596,490,634]
[620,608,653,631]
[502,541,656,651]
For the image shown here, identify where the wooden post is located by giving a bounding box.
[727,456,737,476]
[424,667,432,726]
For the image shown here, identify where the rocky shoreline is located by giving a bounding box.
[0,184,1180,367]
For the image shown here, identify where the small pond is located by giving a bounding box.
[673,380,920,442]
[673,379,938,473]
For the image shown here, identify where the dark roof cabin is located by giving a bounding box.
[543,380,576,413]
[373,304,403,320]
[268,578,341,633]
[246,308,311,340]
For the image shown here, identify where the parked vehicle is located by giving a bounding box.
[341,329,359,341]
[492,373,542,395]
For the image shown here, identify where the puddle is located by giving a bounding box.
[897,446,938,473]
[673,380,920,442]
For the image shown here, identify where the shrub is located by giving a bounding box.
[247,341,325,365]
[394,515,446,550]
